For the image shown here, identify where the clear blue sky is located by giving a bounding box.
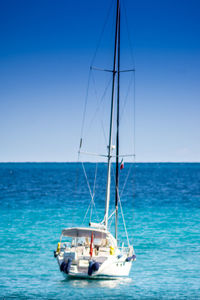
[0,0,200,162]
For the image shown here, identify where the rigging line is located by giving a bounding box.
[101,120,108,148]
[79,151,107,157]
[92,199,100,223]
[108,212,115,231]
[88,74,113,130]
[113,154,136,158]
[91,70,112,146]
[119,71,134,123]
[120,69,135,73]
[90,199,93,223]
[81,162,93,200]
[91,69,99,104]
[110,158,133,209]
[121,0,135,67]
[81,162,100,222]
[118,71,136,207]
[99,78,113,149]
[133,71,136,157]
[131,72,136,245]
[108,210,116,232]
[90,70,110,149]
[79,69,92,151]
[76,72,92,213]
[111,162,130,246]
[118,189,130,247]
[90,0,114,67]
[130,158,136,246]
[92,163,98,197]
[120,162,133,199]
[90,162,98,222]
[93,197,100,222]
[82,201,92,225]
[108,209,116,221]
[91,66,113,72]
[91,67,135,73]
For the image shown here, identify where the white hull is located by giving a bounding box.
[60,264,132,279]
[57,250,134,279]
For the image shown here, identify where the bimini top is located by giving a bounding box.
[64,225,121,239]
[61,227,117,246]
[61,227,108,239]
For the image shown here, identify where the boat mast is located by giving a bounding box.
[115,2,120,243]
[104,0,120,230]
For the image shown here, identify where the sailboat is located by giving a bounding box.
[54,0,136,279]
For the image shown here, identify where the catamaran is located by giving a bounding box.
[54,0,136,279]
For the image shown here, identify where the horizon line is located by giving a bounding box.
[0,161,200,164]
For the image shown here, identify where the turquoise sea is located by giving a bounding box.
[0,163,200,299]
